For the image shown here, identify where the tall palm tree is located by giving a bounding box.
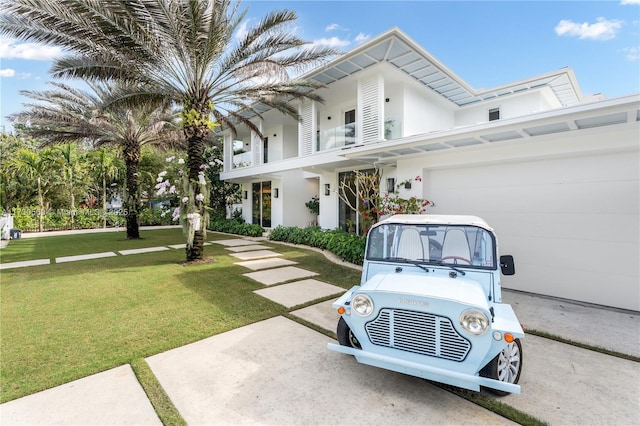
[0,0,336,260]
[10,82,182,239]
[90,147,122,228]
[9,148,55,232]
[53,142,86,229]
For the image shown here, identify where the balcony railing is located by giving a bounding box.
[317,123,357,152]
[233,151,252,169]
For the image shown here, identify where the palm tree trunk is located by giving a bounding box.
[123,140,141,239]
[102,175,107,228]
[37,177,44,232]
[184,99,210,261]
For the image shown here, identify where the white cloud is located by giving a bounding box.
[621,0,640,4]
[0,37,64,60]
[325,23,349,32]
[354,33,371,44]
[622,46,639,61]
[0,68,15,77]
[555,17,623,40]
[234,20,251,42]
[312,36,351,49]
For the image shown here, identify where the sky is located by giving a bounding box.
[1,0,639,133]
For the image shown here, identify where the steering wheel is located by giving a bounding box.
[440,255,472,265]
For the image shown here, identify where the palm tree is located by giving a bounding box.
[0,0,336,260]
[90,147,122,228]
[9,148,55,232]
[9,82,182,239]
[53,142,86,229]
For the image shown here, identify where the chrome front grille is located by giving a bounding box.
[365,308,471,362]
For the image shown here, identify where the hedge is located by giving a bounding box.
[268,226,366,265]
[208,219,264,237]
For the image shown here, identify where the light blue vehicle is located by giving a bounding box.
[327,214,523,395]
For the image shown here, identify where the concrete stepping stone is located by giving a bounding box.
[243,266,317,286]
[290,299,341,332]
[225,244,271,252]
[0,364,161,425]
[229,250,281,261]
[0,259,50,270]
[118,247,169,255]
[254,279,344,308]
[211,239,257,247]
[56,252,117,263]
[234,258,297,270]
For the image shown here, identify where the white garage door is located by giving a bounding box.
[425,150,639,311]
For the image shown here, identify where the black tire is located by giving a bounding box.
[337,317,362,349]
[480,338,522,396]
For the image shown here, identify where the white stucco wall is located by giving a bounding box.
[416,128,639,311]
[455,88,561,126]
[402,80,455,137]
[264,125,283,163]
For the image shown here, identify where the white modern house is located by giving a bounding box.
[219,28,639,311]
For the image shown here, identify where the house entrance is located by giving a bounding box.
[338,168,377,234]
[252,181,271,228]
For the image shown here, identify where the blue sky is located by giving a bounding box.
[1,0,639,133]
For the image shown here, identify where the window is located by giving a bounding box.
[263,137,268,164]
[489,108,500,121]
[345,109,355,125]
[344,109,356,145]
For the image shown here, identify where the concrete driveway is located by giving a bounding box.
[1,236,638,425]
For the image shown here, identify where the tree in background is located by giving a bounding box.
[8,148,55,232]
[89,147,123,228]
[9,82,182,239]
[0,0,336,260]
[204,142,241,221]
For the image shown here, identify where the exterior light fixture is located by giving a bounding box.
[243,190,248,200]
[324,183,331,196]
[274,188,279,198]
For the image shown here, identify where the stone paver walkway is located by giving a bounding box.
[229,250,282,261]
[254,279,344,308]
[56,252,117,263]
[243,265,318,286]
[234,258,297,270]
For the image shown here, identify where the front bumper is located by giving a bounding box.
[327,342,521,394]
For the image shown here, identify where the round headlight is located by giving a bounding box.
[459,309,489,335]
[352,294,374,317]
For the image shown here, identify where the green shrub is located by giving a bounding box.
[11,206,40,230]
[74,210,103,229]
[209,219,264,237]
[268,226,365,265]
[138,208,172,226]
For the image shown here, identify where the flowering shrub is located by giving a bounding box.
[377,193,433,216]
[155,156,211,247]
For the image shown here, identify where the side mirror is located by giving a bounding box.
[500,255,515,276]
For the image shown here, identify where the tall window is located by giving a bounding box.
[263,137,268,164]
[344,109,356,145]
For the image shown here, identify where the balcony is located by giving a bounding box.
[233,151,252,169]
[317,123,357,152]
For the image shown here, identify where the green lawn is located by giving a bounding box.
[0,229,361,405]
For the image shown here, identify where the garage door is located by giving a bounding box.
[425,150,639,311]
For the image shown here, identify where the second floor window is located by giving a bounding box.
[489,108,500,121]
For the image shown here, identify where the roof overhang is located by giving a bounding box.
[341,94,640,166]
[305,27,583,108]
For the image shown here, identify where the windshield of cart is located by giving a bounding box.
[366,223,497,269]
